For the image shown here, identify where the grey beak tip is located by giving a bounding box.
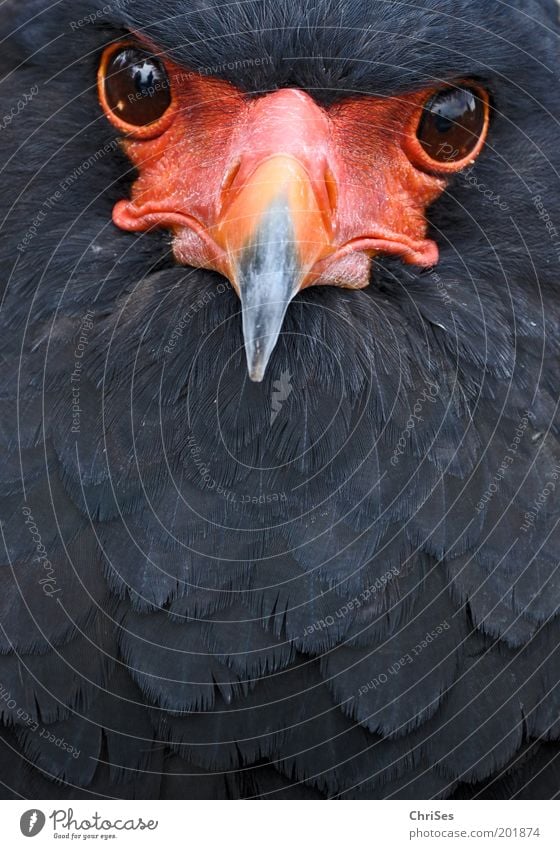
[245,343,270,383]
[242,310,289,383]
[236,197,300,382]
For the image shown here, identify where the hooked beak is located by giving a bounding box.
[214,155,333,382]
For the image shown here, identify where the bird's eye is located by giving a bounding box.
[100,46,172,128]
[414,86,489,169]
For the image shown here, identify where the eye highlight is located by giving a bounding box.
[98,44,174,136]
[407,84,490,172]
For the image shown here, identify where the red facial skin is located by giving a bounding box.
[99,47,489,293]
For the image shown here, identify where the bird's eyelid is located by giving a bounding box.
[403,82,490,175]
[97,41,179,139]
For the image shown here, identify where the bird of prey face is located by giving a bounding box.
[1,0,560,801]
[99,39,488,379]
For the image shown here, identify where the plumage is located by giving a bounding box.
[0,0,559,799]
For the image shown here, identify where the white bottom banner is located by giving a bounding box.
[2,800,558,848]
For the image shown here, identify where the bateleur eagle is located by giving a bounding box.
[0,0,560,800]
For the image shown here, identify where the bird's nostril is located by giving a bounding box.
[310,162,338,239]
[218,157,243,213]
[324,166,338,214]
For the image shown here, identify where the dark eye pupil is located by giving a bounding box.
[417,87,485,163]
[104,48,171,126]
